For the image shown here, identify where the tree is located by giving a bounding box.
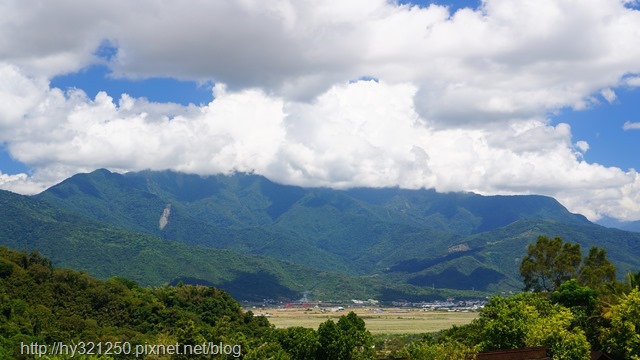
[317,319,344,360]
[278,327,319,360]
[475,293,542,350]
[316,312,374,360]
[551,279,597,310]
[551,279,601,349]
[401,341,477,360]
[601,288,640,359]
[526,307,590,360]
[578,246,616,290]
[337,312,374,359]
[474,293,590,359]
[520,236,582,292]
[0,260,12,279]
[626,270,640,291]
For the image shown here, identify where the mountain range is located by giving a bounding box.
[2,168,640,301]
[596,216,640,233]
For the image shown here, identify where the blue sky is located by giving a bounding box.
[1,0,640,221]
[554,86,640,171]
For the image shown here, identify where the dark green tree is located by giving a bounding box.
[317,319,344,360]
[278,327,319,360]
[520,236,582,292]
[0,245,281,359]
[337,312,374,359]
[316,312,374,360]
[551,279,597,309]
[0,260,12,279]
[578,246,616,290]
[551,279,601,349]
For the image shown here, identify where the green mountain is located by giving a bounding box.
[37,169,351,273]
[1,188,479,301]
[30,169,640,295]
[0,189,353,300]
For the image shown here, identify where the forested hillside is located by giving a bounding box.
[0,246,272,359]
[0,246,379,360]
[0,189,477,301]
[33,169,640,293]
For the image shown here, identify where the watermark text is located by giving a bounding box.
[20,341,242,358]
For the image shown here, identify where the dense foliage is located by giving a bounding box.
[601,288,640,359]
[0,246,382,359]
[0,246,277,359]
[520,236,617,292]
[2,231,640,359]
[520,236,582,292]
[390,236,640,360]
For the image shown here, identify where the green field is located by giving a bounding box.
[260,308,478,334]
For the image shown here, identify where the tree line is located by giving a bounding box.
[2,235,640,359]
[388,235,640,359]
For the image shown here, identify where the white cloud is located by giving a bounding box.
[575,140,590,153]
[623,121,640,130]
[1,1,640,221]
[0,171,29,192]
[625,76,640,87]
[1,0,639,122]
[601,88,617,103]
[1,65,639,221]
[0,63,50,129]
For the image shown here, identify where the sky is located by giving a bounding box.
[1,0,640,222]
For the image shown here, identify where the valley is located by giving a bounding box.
[262,307,478,335]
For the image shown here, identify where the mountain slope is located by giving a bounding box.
[37,169,353,273]
[384,218,640,291]
[596,216,640,233]
[3,188,481,300]
[33,169,640,293]
[0,189,360,300]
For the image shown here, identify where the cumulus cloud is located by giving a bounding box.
[1,63,639,221]
[1,0,640,123]
[0,171,29,192]
[1,1,640,221]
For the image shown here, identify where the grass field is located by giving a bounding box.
[259,308,478,335]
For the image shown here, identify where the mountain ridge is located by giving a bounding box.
[596,216,640,233]
[0,188,410,300]
[26,168,640,296]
